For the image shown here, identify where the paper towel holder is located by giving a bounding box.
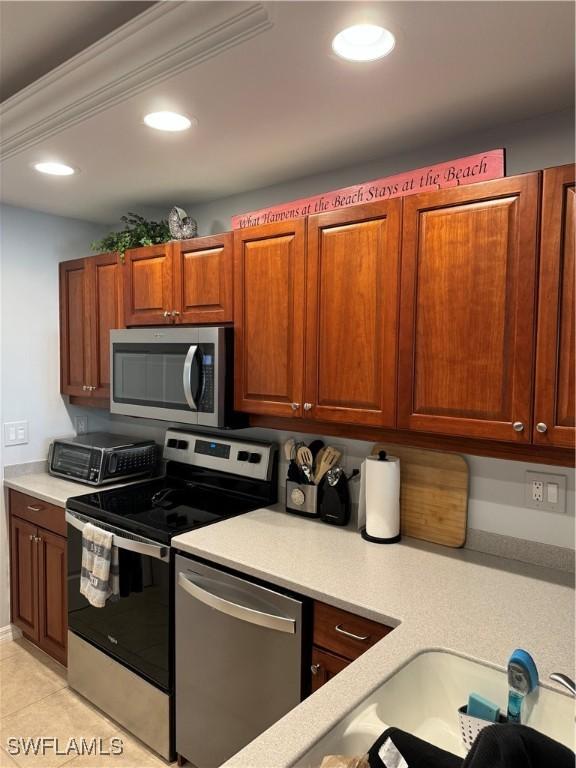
[360,450,401,544]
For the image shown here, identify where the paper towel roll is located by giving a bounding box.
[365,454,400,540]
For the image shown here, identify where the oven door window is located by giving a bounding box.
[51,445,92,481]
[112,343,198,411]
[67,524,170,691]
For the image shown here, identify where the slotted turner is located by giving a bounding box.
[314,446,342,484]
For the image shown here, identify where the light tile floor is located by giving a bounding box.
[0,638,170,768]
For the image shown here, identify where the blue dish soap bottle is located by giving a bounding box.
[507,649,539,723]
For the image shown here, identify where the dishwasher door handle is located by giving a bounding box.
[178,572,296,634]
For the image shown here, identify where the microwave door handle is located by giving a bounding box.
[65,511,168,561]
[183,344,199,411]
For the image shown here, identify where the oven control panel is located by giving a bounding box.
[163,430,274,481]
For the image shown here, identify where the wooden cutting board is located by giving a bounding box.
[370,443,468,547]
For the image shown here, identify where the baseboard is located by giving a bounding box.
[0,624,22,643]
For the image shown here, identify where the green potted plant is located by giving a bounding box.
[92,212,171,261]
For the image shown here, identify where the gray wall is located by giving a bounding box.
[186,108,575,235]
[0,204,109,628]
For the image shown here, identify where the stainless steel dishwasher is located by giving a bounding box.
[175,555,305,768]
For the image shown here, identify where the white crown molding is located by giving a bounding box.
[0,1,273,160]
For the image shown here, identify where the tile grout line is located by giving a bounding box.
[0,681,69,724]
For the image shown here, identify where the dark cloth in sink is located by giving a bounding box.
[368,724,574,768]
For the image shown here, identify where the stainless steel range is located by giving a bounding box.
[65,429,278,761]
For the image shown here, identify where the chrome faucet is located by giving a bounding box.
[549,673,576,696]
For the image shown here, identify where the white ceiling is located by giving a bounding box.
[0,1,574,223]
[0,1,154,101]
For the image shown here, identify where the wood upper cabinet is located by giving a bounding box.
[234,220,306,417]
[10,516,39,642]
[87,253,124,399]
[172,234,233,324]
[305,201,401,427]
[398,173,540,442]
[60,258,91,397]
[123,243,173,325]
[533,165,575,449]
[60,252,123,400]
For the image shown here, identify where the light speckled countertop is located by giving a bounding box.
[172,506,575,768]
[4,471,138,507]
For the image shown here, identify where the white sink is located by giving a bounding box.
[297,651,575,766]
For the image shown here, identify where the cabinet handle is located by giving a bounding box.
[171,310,180,317]
[512,421,524,433]
[163,310,171,318]
[304,403,313,411]
[82,385,87,391]
[536,422,548,434]
[311,663,321,675]
[26,505,42,512]
[291,403,300,411]
[29,534,34,541]
[335,624,370,642]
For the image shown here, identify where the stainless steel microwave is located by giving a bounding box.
[110,327,239,428]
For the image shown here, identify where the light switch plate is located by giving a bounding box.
[3,420,29,446]
[525,471,567,513]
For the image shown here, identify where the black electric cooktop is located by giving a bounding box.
[66,472,260,545]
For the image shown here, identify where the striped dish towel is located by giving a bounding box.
[80,523,120,608]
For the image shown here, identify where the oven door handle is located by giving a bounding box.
[177,572,296,634]
[65,511,169,561]
[183,344,200,411]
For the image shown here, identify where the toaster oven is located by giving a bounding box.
[48,433,160,486]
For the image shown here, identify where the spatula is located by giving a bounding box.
[314,446,342,485]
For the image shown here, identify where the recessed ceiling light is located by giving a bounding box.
[332,24,395,62]
[34,161,75,176]
[144,111,193,132]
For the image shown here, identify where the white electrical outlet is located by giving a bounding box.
[3,421,29,446]
[75,416,88,435]
[525,471,567,513]
[532,480,544,503]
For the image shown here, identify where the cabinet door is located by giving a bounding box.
[398,174,539,442]
[310,647,349,693]
[533,165,575,448]
[234,220,306,416]
[86,252,124,400]
[173,234,233,324]
[37,529,68,665]
[10,516,38,641]
[123,244,173,325]
[305,202,401,426]
[59,258,91,396]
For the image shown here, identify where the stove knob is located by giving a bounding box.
[248,453,261,464]
[237,451,249,462]
[167,439,178,448]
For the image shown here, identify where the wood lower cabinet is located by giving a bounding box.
[311,647,350,693]
[9,491,67,665]
[305,201,401,427]
[310,601,394,693]
[398,173,540,442]
[37,530,68,665]
[123,244,173,326]
[10,516,39,642]
[60,252,123,402]
[234,219,306,417]
[533,164,575,448]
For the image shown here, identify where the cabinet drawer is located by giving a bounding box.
[313,601,393,661]
[10,491,66,537]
